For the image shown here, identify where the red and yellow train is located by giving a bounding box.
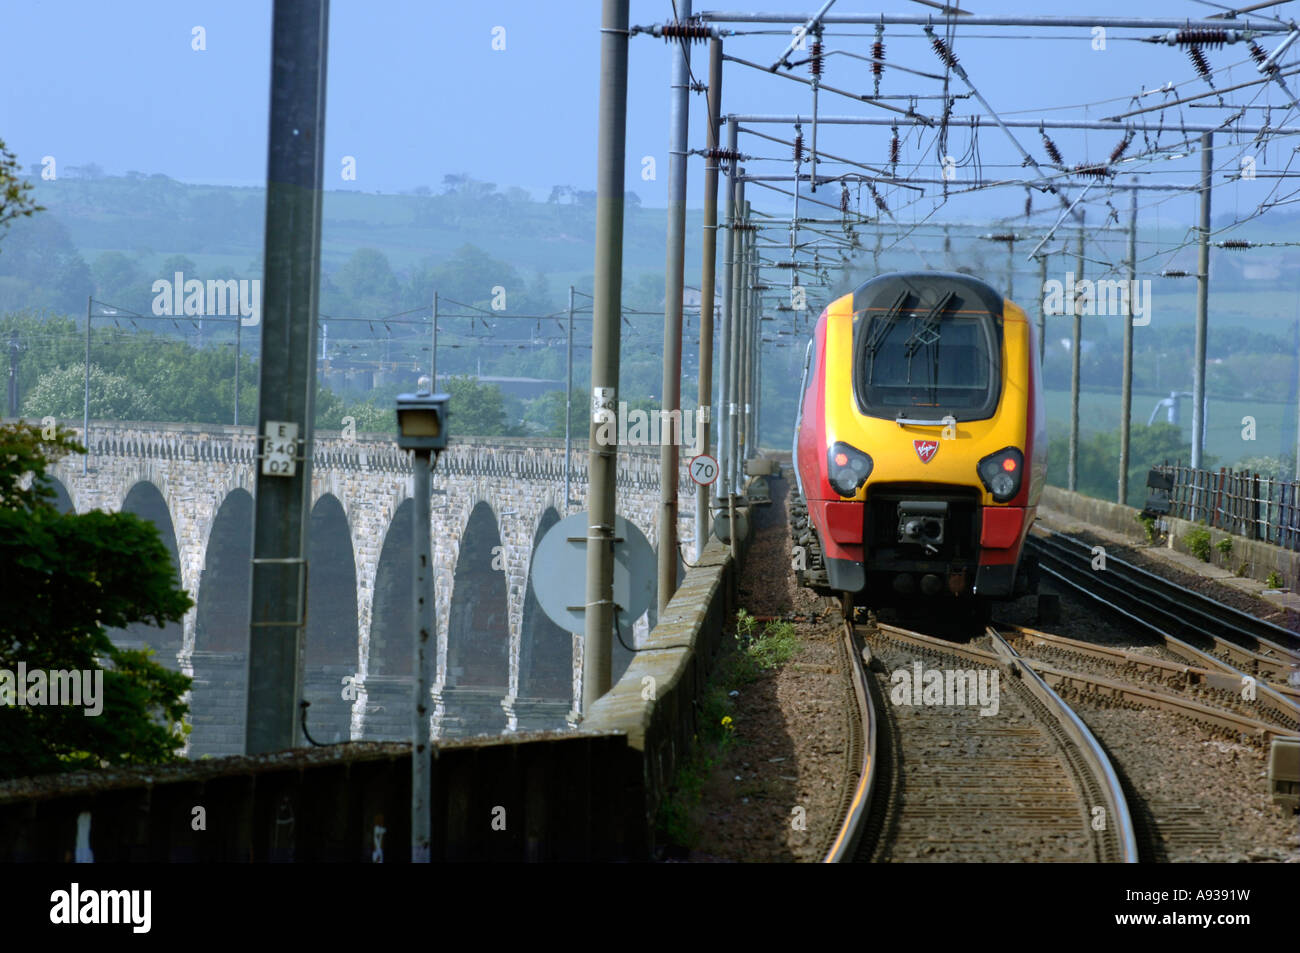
[792,271,1047,621]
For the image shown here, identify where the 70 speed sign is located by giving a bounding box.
[689,454,719,486]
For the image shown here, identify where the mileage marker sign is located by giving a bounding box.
[261,421,299,477]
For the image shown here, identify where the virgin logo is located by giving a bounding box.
[914,440,939,463]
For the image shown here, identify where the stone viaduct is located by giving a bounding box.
[38,421,697,757]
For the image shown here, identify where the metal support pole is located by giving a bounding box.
[1068,216,1083,493]
[1036,252,1047,368]
[583,0,628,715]
[431,290,438,387]
[728,174,746,498]
[411,438,434,863]
[1006,238,1015,301]
[733,200,750,497]
[696,37,722,556]
[659,0,691,615]
[235,315,242,427]
[565,285,575,515]
[1294,321,1300,480]
[1191,133,1213,476]
[1119,181,1138,505]
[83,296,90,474]
[245,0,329,755]
[717,121,737,507]
[747,232,758,456]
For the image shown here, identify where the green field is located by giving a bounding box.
[1043,388,1297,468]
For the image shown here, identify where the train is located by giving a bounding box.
[791,270,1049,623]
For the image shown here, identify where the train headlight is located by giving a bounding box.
[977,447,1024,503]
[827,441,873,497]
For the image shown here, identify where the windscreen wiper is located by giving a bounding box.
[863,289,911,386]
[903,290,955,359]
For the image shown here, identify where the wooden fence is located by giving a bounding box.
[1155,462,1300,551]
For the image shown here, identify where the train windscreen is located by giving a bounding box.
[853,290,1002,422]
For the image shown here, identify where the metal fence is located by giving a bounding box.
[1155,463,1300,552]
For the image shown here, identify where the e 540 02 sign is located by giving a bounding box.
[262,421,299,477]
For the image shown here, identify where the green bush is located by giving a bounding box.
[1265,570,1283,589]
[1215,537,1233,557]
[1185,526,1212,562]
[1137,514,1158,545]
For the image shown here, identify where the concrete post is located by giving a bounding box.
[245,0,329,755]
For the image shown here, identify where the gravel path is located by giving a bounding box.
[683,475,854,862]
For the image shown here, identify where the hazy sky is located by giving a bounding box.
[3,0,1299,228]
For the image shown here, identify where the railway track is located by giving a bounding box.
[1028,528,1300,696]
[994,624,1299,740]
[825,613,1136,863]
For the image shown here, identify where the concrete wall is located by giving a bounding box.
[1042,485,1300,590]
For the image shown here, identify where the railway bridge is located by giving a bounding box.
[39,421,698,757]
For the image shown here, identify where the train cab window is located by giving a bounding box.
[853,291,1002,422]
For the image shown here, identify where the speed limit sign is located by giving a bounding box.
[689,454,719,486]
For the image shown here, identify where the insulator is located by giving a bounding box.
[660,19,710,42]
[1162,269,1189,277]
[793,132,804,164]
[872,187,888,213]
[929,33,959,70]
[1042,132,1063,166]
[1219,239,1251,249]
[1247,40,1278,73]
[706,147,741,162]
[889,128,900,168]
[1024,190,1032,219]
[1071,162,1115,179]
[1110,133,1133,164]
[1171,28,1230,49]
[810,40,824,77]
[1186,46,1212,81]
[872,39,885,77]
[840,184,850,213]
[989,233,1016,243]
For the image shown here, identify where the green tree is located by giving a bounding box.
[443,375,518,436]
[23,363,162,421]
[522,389,586,438]
[333,248,401,313]
[0,422,192,780]
[0,137,44,236]
[1047,422,1192,506]
[90,250,147,311]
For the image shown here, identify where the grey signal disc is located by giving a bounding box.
[531,512,656,635]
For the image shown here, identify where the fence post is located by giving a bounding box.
[1252,472,1261,541]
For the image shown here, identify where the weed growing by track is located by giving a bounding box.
[655,608,798,854]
